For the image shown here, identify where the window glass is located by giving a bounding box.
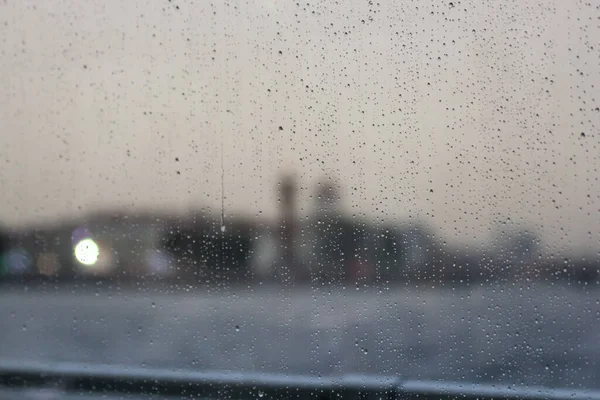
[0,0,598,392]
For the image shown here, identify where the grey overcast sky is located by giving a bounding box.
[0,0,598,253]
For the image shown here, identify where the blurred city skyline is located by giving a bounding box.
[1,0,598,253]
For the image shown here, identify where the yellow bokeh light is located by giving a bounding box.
[74,238,100,266]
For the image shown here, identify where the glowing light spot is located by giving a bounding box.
[37,253,60,276]
[74,238,99,266]
[4,249,32,274]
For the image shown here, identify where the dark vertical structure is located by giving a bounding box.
[279,173,298,281]
[0,225,8,276]
[314,179,343,283]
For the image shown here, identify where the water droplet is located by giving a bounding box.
[221,225,226,233]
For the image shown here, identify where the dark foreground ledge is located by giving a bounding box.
[0,360,598,400]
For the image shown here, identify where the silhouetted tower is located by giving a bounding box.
[315,180,339,217]
[312,178,345,282]
[279,173,298,278]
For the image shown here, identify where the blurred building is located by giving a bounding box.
[81,211,175,278]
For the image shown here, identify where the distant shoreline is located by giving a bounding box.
[0,276,594,294]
